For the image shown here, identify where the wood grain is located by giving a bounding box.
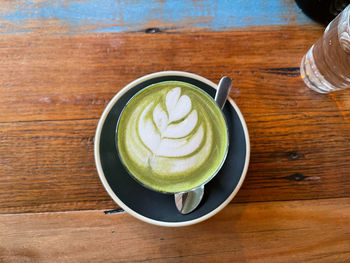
[0,0,314,34]
[1,25,350,213]
[0,120,114,213]
[1,198,349,263]
[0,25,325,122]
[1,117,350,214]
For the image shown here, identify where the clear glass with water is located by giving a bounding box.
[300,4,350,93]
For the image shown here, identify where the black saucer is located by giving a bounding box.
[95,72,250,226]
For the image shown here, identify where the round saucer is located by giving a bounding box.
[94,71,250,227]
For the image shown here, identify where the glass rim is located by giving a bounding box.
[338,4,350,34]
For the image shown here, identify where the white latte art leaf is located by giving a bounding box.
[138,88,202,158]
[156,125,204,157]
[138,102,161,153]
[150,121,212,175]
[153,104,168,133]
[166,87,191,122]
[124,103,152,168]
[163,110,198,138]
[165,87,181,112]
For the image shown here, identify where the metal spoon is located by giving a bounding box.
[174,76,232,214]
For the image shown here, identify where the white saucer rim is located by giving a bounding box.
[94,71,250,227]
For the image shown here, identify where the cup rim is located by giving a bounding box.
[94,71,250,227]
[115,80,230,194]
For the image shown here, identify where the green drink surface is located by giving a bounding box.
[117,81,228,193]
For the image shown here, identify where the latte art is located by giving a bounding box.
[139,87,209,158]
[117,81,228,193]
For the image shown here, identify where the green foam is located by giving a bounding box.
[117,81,228,193]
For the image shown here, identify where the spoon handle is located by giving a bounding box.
[174,76,232,215]
[215,76,232,109]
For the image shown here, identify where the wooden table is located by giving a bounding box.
[1,1,350,262]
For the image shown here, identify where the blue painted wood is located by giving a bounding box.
[0,0,314,34]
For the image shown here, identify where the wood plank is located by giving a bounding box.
[1,198,349,262]
[1,26,350,213]
[1,117,350,214]
[0,119,115,213]
[0,0,314,34]
[0,25,325,123]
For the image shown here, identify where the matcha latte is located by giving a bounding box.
[117,81,228,193]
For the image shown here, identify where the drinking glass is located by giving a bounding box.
[300,4,350,93]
